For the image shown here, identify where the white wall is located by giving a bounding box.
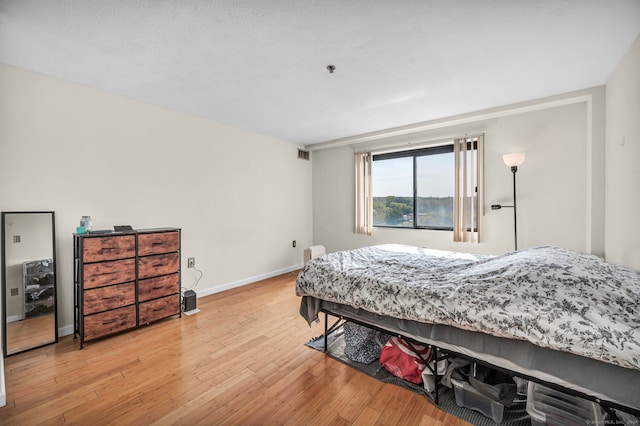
[605,35,640,271]
[0,64,313,334]
[312,88,605,257]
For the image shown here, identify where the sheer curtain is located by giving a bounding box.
[453,135,483,243]
[354,152,373,235]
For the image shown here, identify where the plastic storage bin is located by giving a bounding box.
[526,382,604,426]
[451,378,505,424]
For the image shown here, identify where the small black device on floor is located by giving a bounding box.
[183,290,197,312]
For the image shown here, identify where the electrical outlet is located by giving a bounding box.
[187,257,195,268]
[10,288,18,296]
[292,240,296,248]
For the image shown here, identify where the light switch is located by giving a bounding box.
[13,235,21,243]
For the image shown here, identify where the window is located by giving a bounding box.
[371,138,481,237]
[372,145,455,230]
[355,135,482,242]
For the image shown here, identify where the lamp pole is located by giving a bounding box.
[511,166,518,251]
[493,152,525,252]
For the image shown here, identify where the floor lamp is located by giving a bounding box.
[491,152,525,251]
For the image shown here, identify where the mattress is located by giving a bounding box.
[296,244,640,370]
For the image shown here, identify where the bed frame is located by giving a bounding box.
[321,309,451,406]
[311,300,640,420]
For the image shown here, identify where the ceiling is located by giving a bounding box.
[1,1,639,146]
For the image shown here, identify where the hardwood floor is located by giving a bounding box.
[6,314,56,355]
[1,272,469,425]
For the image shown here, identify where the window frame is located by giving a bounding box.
[372,141,477,231]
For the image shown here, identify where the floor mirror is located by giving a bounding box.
[1,211,58,357]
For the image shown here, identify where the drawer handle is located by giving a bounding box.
[102,295,121,301]
[152,242,164,246]
[152,263,165,268]
[153,307,166,312]
[102,318,119,325]
[152,286,163,290]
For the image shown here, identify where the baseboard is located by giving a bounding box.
[7,315,22,324]
[58,324,74,337]
[196,264,303,298]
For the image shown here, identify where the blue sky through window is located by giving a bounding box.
[372,154,453,197]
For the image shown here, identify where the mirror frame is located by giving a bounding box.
[1,211,58,357]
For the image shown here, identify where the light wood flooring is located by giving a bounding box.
[1,272,469,425]
[6,314,57,355]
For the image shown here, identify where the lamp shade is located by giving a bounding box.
[502,152,526,168]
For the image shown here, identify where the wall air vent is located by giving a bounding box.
[297,149,310,161]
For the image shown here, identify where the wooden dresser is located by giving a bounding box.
[73,228,181,348]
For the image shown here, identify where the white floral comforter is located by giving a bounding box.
[295,245,640,370]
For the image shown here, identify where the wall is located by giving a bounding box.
[605,36,640,271]
[0,64,313,335]
[312,88,605,257]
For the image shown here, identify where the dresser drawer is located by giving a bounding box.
[138,273,179,302]
[138,253,179,279]
[139,295,180,324]
[84,305,137,341]
[138,232,179,256]
[83,282,135,315]
[82,235,135,262]
[83,258,136,289]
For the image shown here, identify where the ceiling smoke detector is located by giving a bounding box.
[326,65,335,74]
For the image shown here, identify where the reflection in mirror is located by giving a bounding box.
[2,212,58,357]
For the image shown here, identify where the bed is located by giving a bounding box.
[295,244,640,416]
